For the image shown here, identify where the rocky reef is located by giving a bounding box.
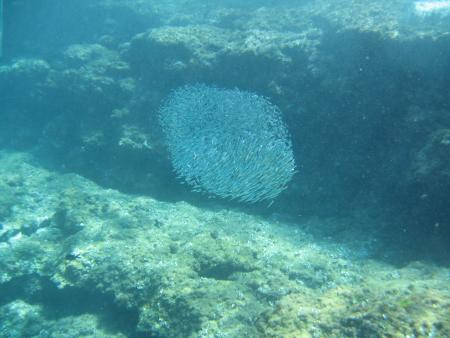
[0,151,449,337]
[1,0,450,336]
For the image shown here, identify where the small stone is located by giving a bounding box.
[210,230,219,240]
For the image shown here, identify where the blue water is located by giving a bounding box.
[0,1,449,337]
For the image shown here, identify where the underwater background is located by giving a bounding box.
[0,0,449,337]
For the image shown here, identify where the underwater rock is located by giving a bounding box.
[412,129,450,183]
[0,152,448,337]
[0,300,43,337]
[50,206,85,236]
[1,1,450,336]
[414,0,450,17]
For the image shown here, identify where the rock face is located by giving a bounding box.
[0,151,449,337]
[0,1,449,336]
[2,0,449,223]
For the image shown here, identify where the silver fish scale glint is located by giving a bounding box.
[159,84,296,203]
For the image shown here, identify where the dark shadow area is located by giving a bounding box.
[0,275,143,337]
[197,261,254,281]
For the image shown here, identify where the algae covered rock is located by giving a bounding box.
[0,150,449,337]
